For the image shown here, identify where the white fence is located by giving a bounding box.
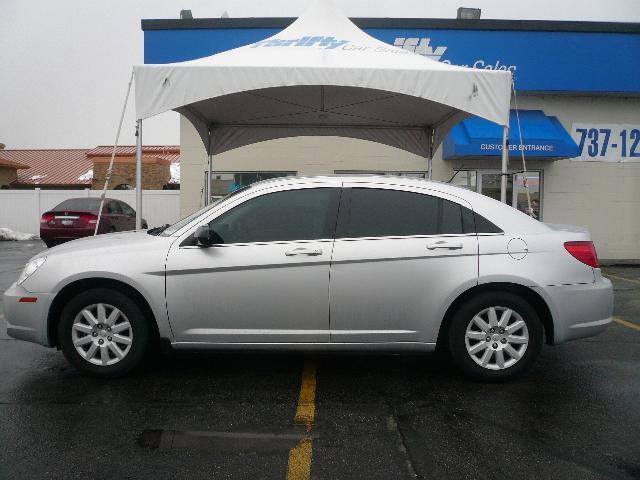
[0,189,180,235]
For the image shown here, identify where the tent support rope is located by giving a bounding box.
[511,80,535,218]
[94,69,134,236]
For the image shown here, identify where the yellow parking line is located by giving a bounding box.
[614,317,640,331]
[287,360,317,480]
[605,274,640,286]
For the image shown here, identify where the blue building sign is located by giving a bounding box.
[143,20,640,94]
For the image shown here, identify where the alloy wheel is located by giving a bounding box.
[464,306,529,370]
[71,303,133,366]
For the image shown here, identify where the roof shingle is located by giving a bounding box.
[0,146,179,186]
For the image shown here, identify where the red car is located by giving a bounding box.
[40,197,147,248]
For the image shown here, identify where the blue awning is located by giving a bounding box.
[443,110,579,160]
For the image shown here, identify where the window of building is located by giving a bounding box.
[207,172,297,198]
[208,187,340,244]
[335,170,426,178]
[450,169,543,220]
[337,188,475,238]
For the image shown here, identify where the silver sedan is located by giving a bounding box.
[3,176,613,380]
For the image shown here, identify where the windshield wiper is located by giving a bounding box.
[147,224,170,236]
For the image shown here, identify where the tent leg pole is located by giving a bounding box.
[427,156,433,180]
[207,153,213,205]
[205,128,213,206]
[500,125,509,203]
[135,119,143,229]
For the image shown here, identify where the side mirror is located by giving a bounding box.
[194,224,223,247]
[194,224,211,247]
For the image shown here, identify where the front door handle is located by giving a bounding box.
[426,241,463,250]
[285,247,323,256]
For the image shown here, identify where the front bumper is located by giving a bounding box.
[3,282,54,346]
[536,273,614,344]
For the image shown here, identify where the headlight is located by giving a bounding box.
[17,256,46,285]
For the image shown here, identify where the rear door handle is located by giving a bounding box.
[426,241,463,250]
[285,247,323,256]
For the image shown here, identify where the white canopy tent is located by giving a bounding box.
[133,0,512,228]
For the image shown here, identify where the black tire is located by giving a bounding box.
[448,292,543,381]
[44,240,56,248]
[58,288,150,377]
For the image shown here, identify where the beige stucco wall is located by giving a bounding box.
[179,95,640,260]
[179,115,427,216]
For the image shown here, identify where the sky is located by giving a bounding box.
[1,0,639,149]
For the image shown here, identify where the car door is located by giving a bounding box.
[329,183,479,345]
[105,201,124,231]
[119,201,136,230]
[166,183,341,344]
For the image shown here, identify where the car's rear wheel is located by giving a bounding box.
[58,288,149,377]
[448,292,543,381]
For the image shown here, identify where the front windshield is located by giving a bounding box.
[157,186,250,236]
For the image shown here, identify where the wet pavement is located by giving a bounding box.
[0,241,639,479]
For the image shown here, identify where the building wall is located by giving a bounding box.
[179,96,640,260]
[91,158,170,190]
[0,166,18,187]
[443,95,640,261]
[179,115,427,216]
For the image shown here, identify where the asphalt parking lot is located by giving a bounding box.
[0,241,639,480]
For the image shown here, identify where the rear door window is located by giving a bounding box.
[337,188,476,238]
[107,201,122,214]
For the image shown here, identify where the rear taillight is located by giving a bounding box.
[80,213,98,224]
[41,213,54,224]
[564,241,599,268]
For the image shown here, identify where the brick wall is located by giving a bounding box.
[91,156,171,190]
[0,166,17,187]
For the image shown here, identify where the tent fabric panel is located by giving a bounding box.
[185,123,432,157]
[134,0,511,129]
[134,64,511,128]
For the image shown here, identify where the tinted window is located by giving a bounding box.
[209,188,340,244]
[120,202,134,215]
[474,212,503,234]
[107,201,122,214]
[338,188,472,238]
[53,198,102,212]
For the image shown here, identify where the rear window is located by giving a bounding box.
[53,198,102,212]
[474,212,503,234]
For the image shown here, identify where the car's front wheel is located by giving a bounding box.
[58,288,149,377]
[448,292,543,381]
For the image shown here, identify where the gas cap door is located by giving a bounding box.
[507,237,528,260]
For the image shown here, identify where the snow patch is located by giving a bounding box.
[170,163,180,184]
[0,228,39,241]
[78,169,93,181]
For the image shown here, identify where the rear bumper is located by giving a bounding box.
[535,274,614,344]
[40,227,95,242]
[3,282,54,347]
